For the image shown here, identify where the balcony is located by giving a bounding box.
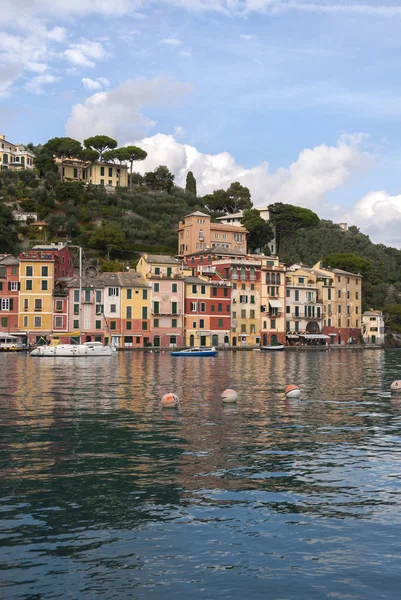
[292,313,321,320]
[152,309,181,316]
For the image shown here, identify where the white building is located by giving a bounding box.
[216,207,277,255]
[362,310,385,345]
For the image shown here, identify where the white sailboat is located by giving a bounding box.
[30,247,113,358]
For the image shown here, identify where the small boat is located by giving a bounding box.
[30,339,113,357]
[261,345,285,351]
[170,346,218,357]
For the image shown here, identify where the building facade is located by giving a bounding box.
[260,255,286,346]
[0,255,20,332]
[177,211,247,257]
[285,267,323,339]
[0,134,35,171]
[362,310,385,345]
[58,158,128,188]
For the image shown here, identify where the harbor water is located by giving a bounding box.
[1,349,401,599]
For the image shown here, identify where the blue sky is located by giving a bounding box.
[2,0,401,246]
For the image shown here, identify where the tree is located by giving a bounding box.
[185,171,197,197]
[114,146,148,189]
[202,183,252,214]
[31,144,57,177]
[88,223,126,255]
[322,252,372,276]
[43,137,83,179]
[144,165,174,193]
[268,203,320,254]
[83,136,117,162]
[0,225,19,254]
[242,209,274,253]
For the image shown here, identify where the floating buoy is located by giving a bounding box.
[391,381,401,393]
[285,384,301,399]
[160,393,179,408]
[221,388,238,403]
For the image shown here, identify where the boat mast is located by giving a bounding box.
[79,246,82,344]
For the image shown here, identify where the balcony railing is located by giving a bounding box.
[292,313,321,320]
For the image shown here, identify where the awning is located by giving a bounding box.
[299,334,330,339]
[269,299,282,308]
[0,332,19,339]
[286,334,299,339]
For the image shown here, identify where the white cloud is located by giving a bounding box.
[347,191,401,246]
[174,125,186,137]
[64,40,107,68]
[46,26,67,42]
[160,37,183,46]
[66,76,192,142]
[81,77,110,90]
[25,73,59,94]
[129,132,371,211]
[240,34,256,40]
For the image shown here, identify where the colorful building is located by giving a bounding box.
[177,211,248,257]
[117,271,151,349]
[18,244,73,344]
[0,254,20,333]
[362,310,385,345]
[57,158,128,188]
[285,267,323,340]
[260,255,286,346]
[136,254,186,348]
[0,134,35,171]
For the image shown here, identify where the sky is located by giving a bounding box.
[2,0,401,247]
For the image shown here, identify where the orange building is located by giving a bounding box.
[177,211,247,257]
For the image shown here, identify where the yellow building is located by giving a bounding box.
[57,158,128,187]
[18,244,74,344]
[0,134,35,171]
[116,271,151,348]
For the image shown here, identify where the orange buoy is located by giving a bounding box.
[285,384,301,399]
[221,389,238,403]
[160,393,179,408]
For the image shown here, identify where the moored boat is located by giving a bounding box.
[170,346,218,357]
[30,340,113,357]
[261,345,285,351]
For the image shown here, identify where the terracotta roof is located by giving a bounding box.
[184,211,210,218]
[0,254,19,266]
[142,254,181,265]
[187,246,247,257]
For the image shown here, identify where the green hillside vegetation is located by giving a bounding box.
[1,135,401,328]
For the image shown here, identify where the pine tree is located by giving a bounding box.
[185,171,197,197]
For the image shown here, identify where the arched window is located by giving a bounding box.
[276,273,281,285]
[189,334,195,347]
[271,272,275,285]
[266,272,270,284]
[232,266,238,279]
[241,266,246,280]
[250,267,255,281]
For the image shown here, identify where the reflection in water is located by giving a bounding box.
[1,350,401,599]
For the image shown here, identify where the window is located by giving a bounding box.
[34,316,41,327]
[74,290,79,302]
[233,283,237,290]
[356,319,359,327]
[250,310,255,319]
[100,179,104,186]
[328,288,332,300]
[338,318,341,327]
[172,318,177,328]
[356,292,359,300]
[142,306,148,319]
[100,166,105,176]
[338,290,341,299]
[338,305,341,313]
[286,289,290,298]
[241,309,246,318]
[317,307,321,318]
[111,304,116,313]
[295,290,299,301]
[298,277,304,284]
[328,318,331,327]
[34,299,42,311]
[356,306,359,314]
[126,321,132,330]
[110,321,116,330]
[199,319,205,328]
[73,319,79,329]
[250,296,255,304]
[218,303,223,312]
[251,284,255,291]
[55,316,63,328]
[200,302,206,312]
[95,320,102,329]
[271,319,276,328]
[295,321,299,332]
[56,300,63,311]
[109,167,113,177]
[126,306,132,319]
[172,283,177,293]
[74,304,79,315]
[109,287,119,297]
[155,267,160,275]
[286,306,290,314]
[201,285,206,295]
[0,299,10,310]
[190,302,197,312]
[250,324,256,333]
[239,295,247,303]
[41,266,48,277]
[212,287,217,297]
[170,336,177,346]
[41,280,48,291]
[26,280,32,291]
[347,291,350,300]
[276,273,281,285]
[142,321,148,330]
[26,266,33,276]
[23,316,28,328]
[153,301,160,314]
[218,318,223,327]
[73,168,78,178]
[127,289,132,300]
[154,318,159,327]
[24,299,28,310]
[338,276,341,283]
[192,284,197,294]
[241,324,246,333]
[172,302,178,314]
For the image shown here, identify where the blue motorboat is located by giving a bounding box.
[170,347,218,357]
